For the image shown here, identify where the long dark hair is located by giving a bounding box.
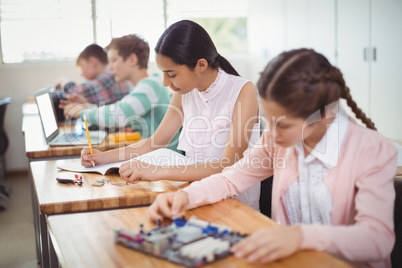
[257,48,376,130]
[155,20,240,76]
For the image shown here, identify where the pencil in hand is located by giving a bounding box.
[83,115,95,167]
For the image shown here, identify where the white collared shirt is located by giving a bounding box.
[177,68,261,211]
[282,103,350,225]
[178,68,260,161]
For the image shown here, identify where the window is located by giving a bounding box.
[95,0,164,54]
[166,0,249,56]
[0,0,93,63]
[0,0,249,63]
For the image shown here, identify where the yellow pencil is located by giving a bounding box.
[83,115,95,167]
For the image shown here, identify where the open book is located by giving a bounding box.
[57,148,195,175]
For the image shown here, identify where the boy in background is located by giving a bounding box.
[58,44,132,105]
[62,35,171,139]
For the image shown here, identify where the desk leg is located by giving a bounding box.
[29,167,41,266]
[47,220,59,268]
[39,214,50,267]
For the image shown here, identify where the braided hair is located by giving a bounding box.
[257,48,376,130]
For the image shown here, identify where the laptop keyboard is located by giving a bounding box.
[53,132,84,143]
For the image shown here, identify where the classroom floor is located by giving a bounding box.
[0,172,38,268]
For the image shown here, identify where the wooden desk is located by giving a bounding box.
[47,199,350,268]
[23,113,135,159]
[22,101,142,267]
[397,166,402,179]
[31,159,188,267]
[31,159,188,214]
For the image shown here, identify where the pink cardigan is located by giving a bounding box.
[183,121,398,267]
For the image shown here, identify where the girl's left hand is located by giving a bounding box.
[119,159,161,183]
[231,225,303,263]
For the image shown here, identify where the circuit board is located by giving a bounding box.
[114,216,247,267]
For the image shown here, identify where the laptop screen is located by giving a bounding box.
[35,91,58,139]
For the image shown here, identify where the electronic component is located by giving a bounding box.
[114,216,246,267]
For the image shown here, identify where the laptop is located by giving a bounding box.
[34,87,107,146]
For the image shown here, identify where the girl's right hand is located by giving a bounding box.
[147,190,189,222]
[81,147,105,167]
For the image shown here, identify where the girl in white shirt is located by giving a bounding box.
[81,20,261,210]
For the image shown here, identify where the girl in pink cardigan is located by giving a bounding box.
[147,49,398,267]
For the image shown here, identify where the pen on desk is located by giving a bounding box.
[83,115,95,167]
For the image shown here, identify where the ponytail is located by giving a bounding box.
[212,54,240,76]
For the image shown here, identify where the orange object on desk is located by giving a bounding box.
[113,132,141,142]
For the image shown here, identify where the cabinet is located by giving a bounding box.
[337,0,402,141]
[248,0,336,81]
[285,0,336,64]
[249,0,402,140]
